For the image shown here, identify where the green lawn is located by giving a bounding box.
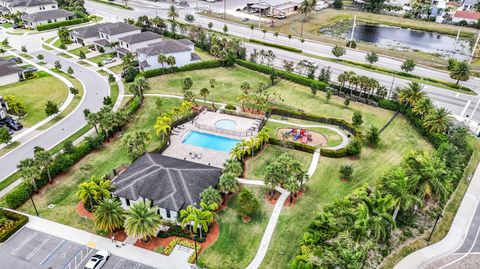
[245,145,313,180]
[0,71,68,127]
[199,185,273,269]
[109,64,124,74]
[68,46,92,57]
[18,97,181,232]
[0,23,12,29]
[88,53,117,65]
[258,115,433,269]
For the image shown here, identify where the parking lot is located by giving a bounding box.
[0,227,157,269]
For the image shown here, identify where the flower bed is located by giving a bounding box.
[163,237,200,263]
[0,210,28,243]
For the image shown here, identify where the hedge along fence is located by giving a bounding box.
[248,39,302,53]
[236,59,328,90]
[36,17,90,31]
[5,96,143,209]
[142,60,223,78]
[268,138,350,158]
[0,210,28,243]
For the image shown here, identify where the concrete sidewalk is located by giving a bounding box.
[395,161,480,269]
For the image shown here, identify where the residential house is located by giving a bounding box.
[0,58,22,86]
[1,0,57,14]
[452,10,480,24]
[112,153,222,222]
[461,0,477,10]
[0,96,8,120]
[245,1,300,18]
[93,22,140,53]
[22,8,73,28]
[116,31,162,58]
[136,39,200,71]
[70,23,112,46]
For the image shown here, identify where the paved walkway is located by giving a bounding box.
[8,211,192,269]
[395,161,480,269]
[268,119,350,150]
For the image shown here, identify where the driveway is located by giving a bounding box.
[0,227,156,269]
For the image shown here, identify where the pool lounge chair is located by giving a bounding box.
[196,152,203,159]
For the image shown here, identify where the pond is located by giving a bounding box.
[319,22,472,59]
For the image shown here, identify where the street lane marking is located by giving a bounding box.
[470,99,480,120]
[11,231,39,255]
[113,258,125,269]
[134,263,142,269]
[26,235,52,260]
[456,92,460,97]
[460,100,472,117]
[40,239,66,265]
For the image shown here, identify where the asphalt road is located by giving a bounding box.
[0,29,109,181]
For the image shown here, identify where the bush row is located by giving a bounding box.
[5,96,143,209]
[163,237,200,263]
[248,39,302,53]
[268,138,349,158]
[142,60,222,78]
[236,59,328,90]
[0,210,28,243]
[36,17,90,31]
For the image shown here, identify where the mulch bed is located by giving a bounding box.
[76,201,93,220]
[284,191,304,206]
[265,190,281,205]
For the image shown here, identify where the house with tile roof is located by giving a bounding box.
[116,31,162,57]
[0,58,22,86]
[112,153,222,221]
[0,0,57,14]
[137,39,200,70]
[70,23,112,46]
[93,22,141,53]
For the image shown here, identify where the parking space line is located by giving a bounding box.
[134,263,142,269]
[112,258,125,269]
[26,235,52,260]
[40,239,66,265]
[10,231,39,255]
[461,100,472,117]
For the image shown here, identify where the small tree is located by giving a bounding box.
[208,22,213,29]
[310,81,321,96]
[103,96,113,106]
[155,98,163,110]
[67,66,74,76]
[70,87,79,95]
[54,60,62,70]
[367,125,380,145]
[401,59,416,73]
[352,111,363,127]
[333,0,343,8]
[223,24,228,34]
[45,101,59,117]
[182,77,193,92]
[108,74,115,83]
[339,164,353,180]
[346,139,362,157]
[326,89,332,103]
[447,58,458,71]
[318,66,331,83]
[200,87,210,105]
[450,61,470,85]
[37,54,44,61]
[200,186,222,206]
[237,188,260,218]
[21,45,27,53]
[331,45,346,59]
[0,127,12,144]
[344,97,350,108]
[365,51,379,64]
[185,14,195,23]
[79,50,86,60]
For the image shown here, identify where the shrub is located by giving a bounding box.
[0,210,28,243]
[339,164,353,180]
[224,104,236,110]
[5,183,31,209]
[367,125,380,145]
[346,139,362,157]
[237,188,260,217]
[248,39,302,53]
[36,18,90,31]
[143,60,222,78]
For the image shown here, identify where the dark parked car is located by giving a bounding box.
[2,117,23,131]
[8,57,21,64]
[121,66,139,78]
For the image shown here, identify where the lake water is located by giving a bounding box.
[320,23,472,59]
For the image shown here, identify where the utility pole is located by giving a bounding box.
[388,71,396,100]
[452,26,462,56]
[224,0,226,22]
[258,0,261,28]
[470,31,480,64]
[349,14,356,47]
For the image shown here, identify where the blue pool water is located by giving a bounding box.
[215,119,237,130]
[182,131,240,152]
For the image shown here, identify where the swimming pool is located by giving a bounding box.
[182,131,240,152]
[215,119,237,130]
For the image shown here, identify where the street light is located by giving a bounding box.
[29,184,39,216]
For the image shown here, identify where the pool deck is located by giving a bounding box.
[162,111,259,168]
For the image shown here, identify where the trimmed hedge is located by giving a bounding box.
[236,59,328,90]
[36,17,90,31]
[248,39,302,53]
[0,210,28,243]
[268,138,349,158]
[143,60,222,78]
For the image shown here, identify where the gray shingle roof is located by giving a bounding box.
[118,31,162,44]
[137,39,192,56]
[98,22,139,36]
[113,153,222,212]
[93,39,110,46]
[9,0,55,7]
[0,59,22,77]
[22,9,73,22]
[70,23,112,39]
[191,53,200,61]
[115,47,129,55]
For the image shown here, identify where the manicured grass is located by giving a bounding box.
[57,52,73,59]
[77,60,91,66]
[0,23,12,29]
[52,38,63,48]
[88,53,116,65]
[245,145,313,180]
[18,97,181,232]
[259,115,432,269]
[19,53,33,59]
[199,185,273,269]
[38,70,84,131]
[109,64,124,74]
[194,47,216,61]
[97,69,109,76]
[68,46,91,57]
[110,82,119,105]
[0,71,68,127]
[87,0,133,10]
[41,44,54,51]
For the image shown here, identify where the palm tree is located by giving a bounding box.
[223,159,243,176]
[157,54,167,73]
[285,177,300,204]
[154,115,172,140]
[398,82,427,107]
[412,98,434,118]
[34,148,53,183]
[166,56,176,71]
[348,74,359,96]
[218,173,239,194]
[179,202,217,238]
[264,162,283,197]
[337,71,349,91]
[124,200,163,242]
[96,178,113,201]
[18,158,40,192]
[167,5,179,22]
[123,131,150,160]
[423,107,450,134]
[122,53,134,68]
[86,112,99,135]
[93,199,125,233]
[77,181,99,210]
[362,192,396,242]
[129,76,150,101]
[237,93,248,112]
[450,61,470,85]
[199,87,210,105]
[179,205,197,233]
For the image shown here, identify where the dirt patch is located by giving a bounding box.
[242,215,252,223]
[264,189,281,205]
[277,128,328,147]
[76,201,93,220]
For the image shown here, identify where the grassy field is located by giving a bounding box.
[68,46,91,57]
[199,185,273,269]
[109,64,124,74]
[0,71,68,127]
[245,145,313,180]
[88,53,117,65]
[258,115,433,269]
[18,97,181,232]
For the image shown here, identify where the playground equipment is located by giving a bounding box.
[285,128,296,137]
[301,131,308,144]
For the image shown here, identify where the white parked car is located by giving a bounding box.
[84,250,110,269]
[299,59,318,68]
[102,58,116,65]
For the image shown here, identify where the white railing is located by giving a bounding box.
[194,122,255,137]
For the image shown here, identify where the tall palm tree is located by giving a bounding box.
[179,205,197,233]
[124,200,163,242]
[237,93,248,112]
[166,56,176,71]
[77,181,99,210]
[179,203,217,238]
[423,107,451,133]
[450,61,470,85]
[398,82,427,107]
[412,98,434,118]
[129,76,150,101]
[122,52,134,68]
[93,199,125,233]
[167,5,179,21]
[154,115,172,140]
[33,148,53,183]
[285,177,300,204]
[337,71,349,90]
[96,178,113,201]
[218,173,239,194]
[18,158,40,192]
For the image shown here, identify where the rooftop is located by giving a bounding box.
[70,23,112,39]
[113,153,222,212]
[98,22,140,36]
[8,0,55,7]
[22,9,73,22]
[0,58,22,77]
[137,39,192,56]
[118,31,162,44]
[453,10,480,20]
